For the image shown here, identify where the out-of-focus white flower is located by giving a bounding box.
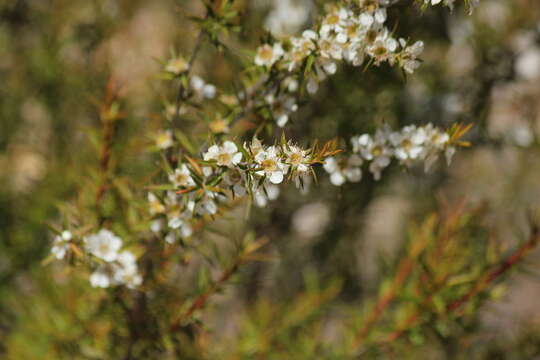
[51,230,72,260]
[510,124,534,147]
[167,213,193,239]
[265,93,298,127]
[223,168,247,197]
[89,250,142,289]
[84,229,122,262]
[113,251,142,289]
[169,164,195,188]
[148,192,165,215]
[165,57,189,75]
[323,155,363,186]
[155,130,174,149]
[90,266,112,288]
[255,146,288,184]
[264,0,312,36]
[190,75,217,99]
[150,219,164,233]
[203,141,243,167]
[515,47,540,81]
[253,182,280,208]
[255,43,284,67]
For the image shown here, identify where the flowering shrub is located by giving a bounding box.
[5,0,540,358]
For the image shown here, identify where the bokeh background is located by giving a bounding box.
[2,0,540,358]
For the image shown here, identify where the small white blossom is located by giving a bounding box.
[254,146,288,184]
[84,229,122,262]
[165,57,189,75]
[169,164,195,188]
[155,130,174,149]
[51,230,73,260]
[253,181,280,208]
[255,43,284,67]
[90,266,113,288]
[203,141,243,168]
[148,192,166,215]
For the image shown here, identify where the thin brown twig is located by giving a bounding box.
[379,224,540,345]
[95,78,122,224]
[349,252,416,350]
[169,257,243,333]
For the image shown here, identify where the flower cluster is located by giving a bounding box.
[252,3,425,127]
[85,229,142,289]
[425,0,481,14]
[324,123,456,184]
[254,4,425,95]
[50,229,142,289]
[148,138,331,243]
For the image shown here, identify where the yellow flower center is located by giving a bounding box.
[326,14,339,25]
[289,152,303,165]
[217,153,232,165]
[258,46,274,61]
[261,158,277,172]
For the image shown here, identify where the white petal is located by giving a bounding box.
[269,171,284,184]
[330,172,346,186]
[277,114,289,127]
[223,141,238,154]
[204,145,219,160]
[232,152,243,164]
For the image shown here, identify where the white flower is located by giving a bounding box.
[90,266,113,288]
[113,251,142,289]
[165,57,189,75]
[255,43,284,67]
[255,146,288,184]
[355,131,392,180]
[51,230,72,260]
[253,182,280,207]
[155,130,173,149]
[167,214,193,239]
[193,190,222,215]
[367,30,398,65]
[265,93,298,127]
[286,30,317,71]
[169,164,195,188]
[390,125,427,162]
[320,8,350,37]
[223,168,247,197]
[318,35,343,60]
[84,229,122,262]
[246,137,265,158]
[264,0,311,36]
[190,75,217,99]
[148,192,165,215]
[203,141,243,167]
[399,40,424,74]
[284,143,310,172]
[323,155,363,186]
[150,219,164,233]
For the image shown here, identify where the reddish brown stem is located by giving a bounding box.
[169,259,242,333]
[380,225,540,345]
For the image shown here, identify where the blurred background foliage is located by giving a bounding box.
[2,0,540,358]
